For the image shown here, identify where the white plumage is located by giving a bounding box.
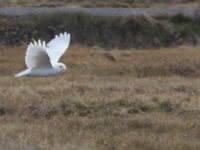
[15,32,70,77]
[47,32,70,66]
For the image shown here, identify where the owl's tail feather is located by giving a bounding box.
[15,69,30,77]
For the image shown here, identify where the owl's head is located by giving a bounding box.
[56,63,67,73]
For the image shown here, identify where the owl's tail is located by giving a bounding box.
[15,69,30,77]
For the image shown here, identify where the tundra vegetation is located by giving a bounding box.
[1,44,200,150]
[0,4,200,150]
[0,12,200,48]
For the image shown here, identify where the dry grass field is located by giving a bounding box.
[0,44,200,149]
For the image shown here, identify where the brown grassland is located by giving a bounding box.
[0,44,200,149]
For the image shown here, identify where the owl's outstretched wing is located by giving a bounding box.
[45,32,70,66]
[25,40,52,69]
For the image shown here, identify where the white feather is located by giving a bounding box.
[25,40,52,68]
[46,32,70,66]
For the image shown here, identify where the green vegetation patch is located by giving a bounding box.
[180,24,200,36]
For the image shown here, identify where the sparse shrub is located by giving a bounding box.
[28,105,57,119]
[127,107,140,114]
[0,12,178,48]
[170,14,192,24]
[0,106,13,116]
[159,101,173,112]
[139,105,149,112]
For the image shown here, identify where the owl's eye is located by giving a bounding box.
[60,66,63,68]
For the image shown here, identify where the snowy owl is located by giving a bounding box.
[15,32,70,77]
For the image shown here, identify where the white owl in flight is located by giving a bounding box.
[15,32,70,77]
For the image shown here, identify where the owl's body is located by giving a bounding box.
[15,32,70,77]
[15,63,66,77]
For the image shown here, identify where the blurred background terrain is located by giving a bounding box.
[0,0,199,48]
[0,0,200,150]
[0,0,199,7]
